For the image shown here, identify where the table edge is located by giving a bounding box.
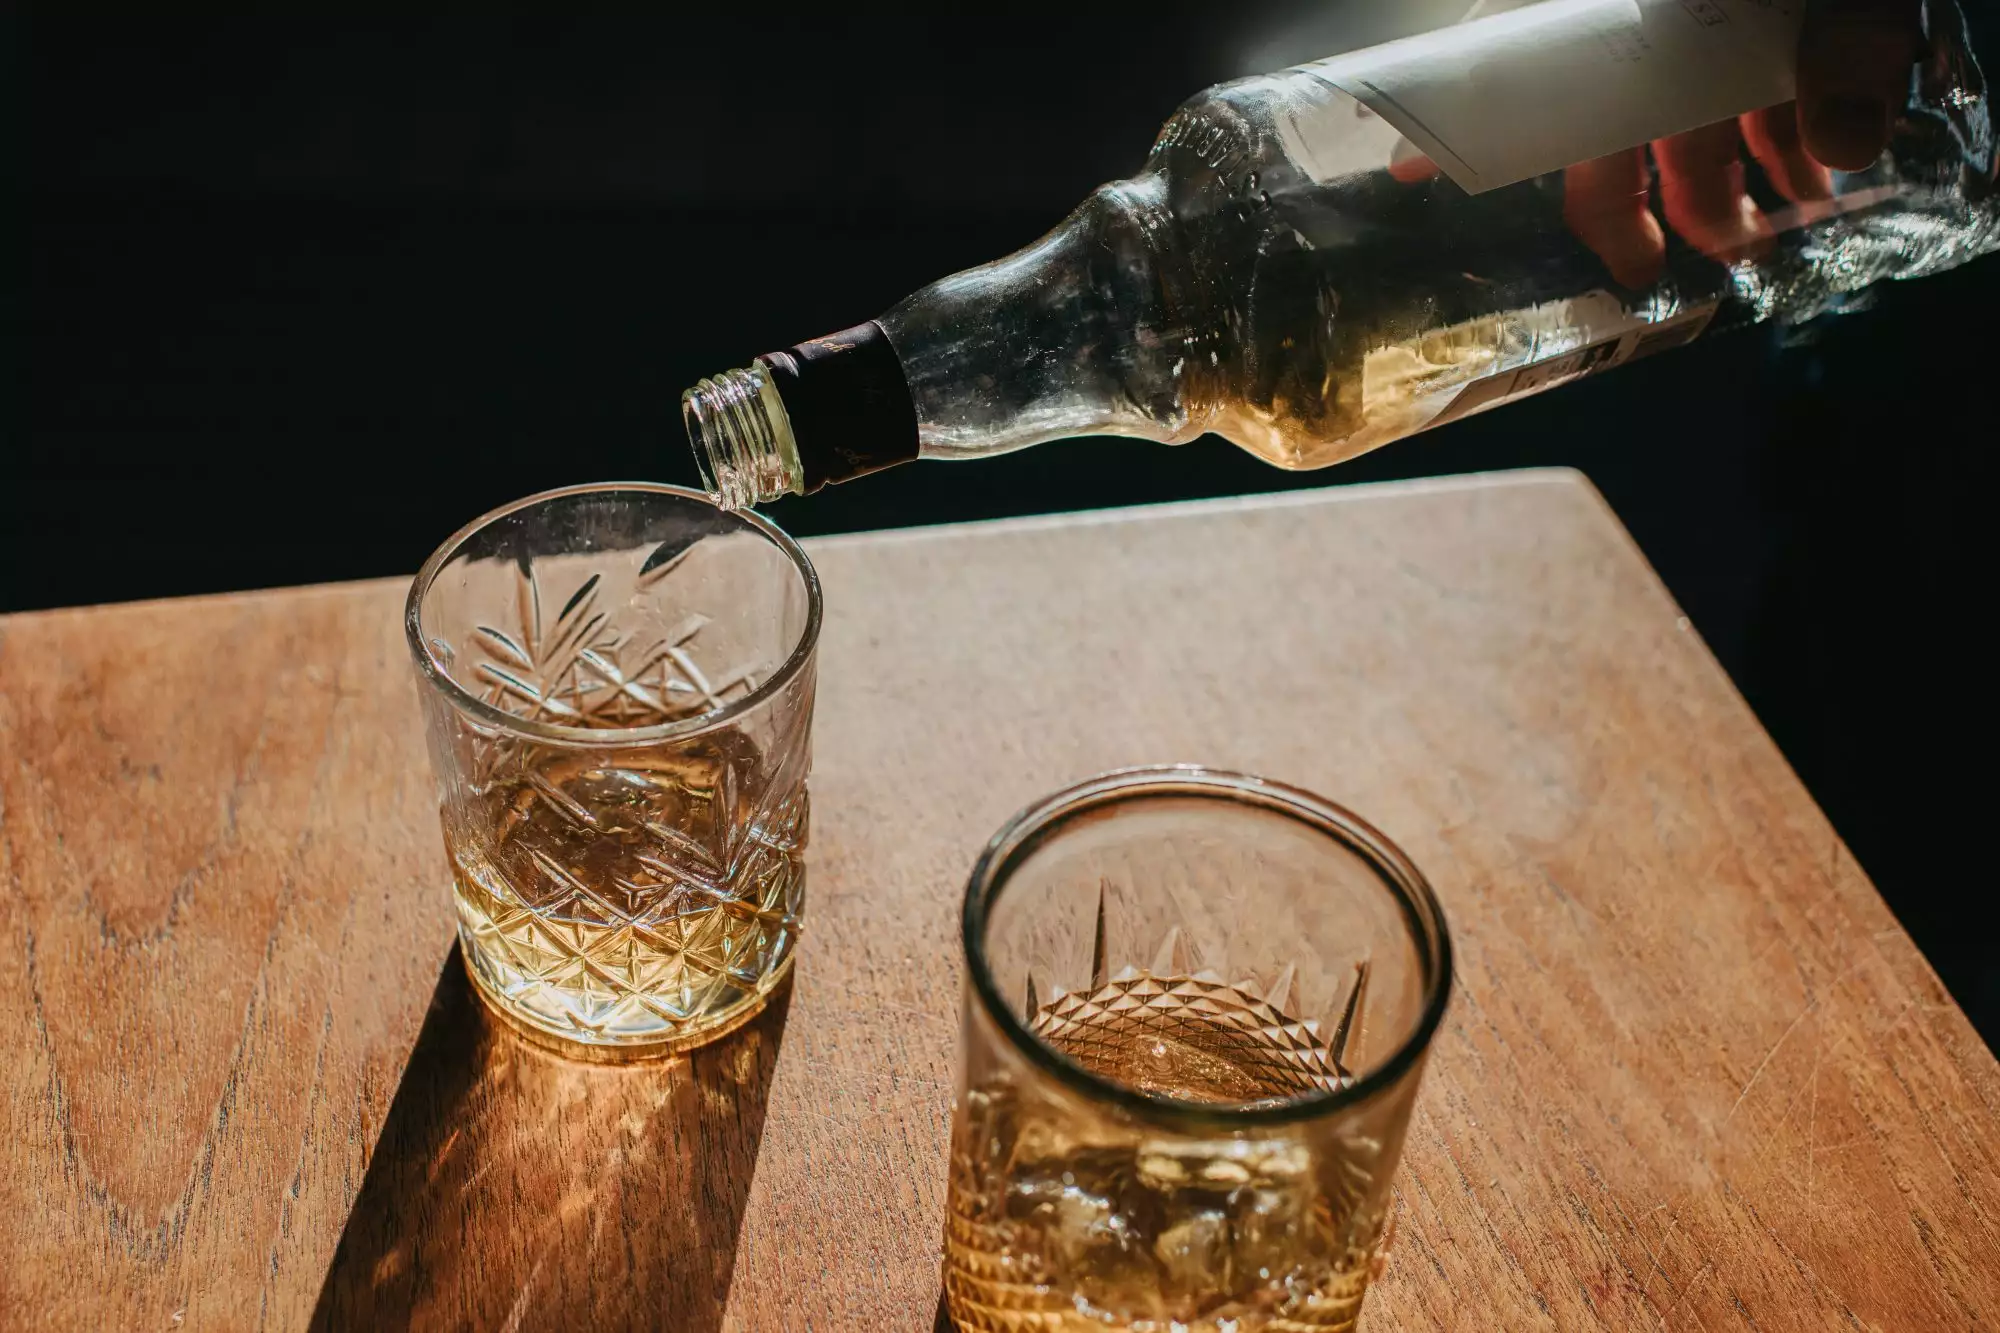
[0,469,1600,627]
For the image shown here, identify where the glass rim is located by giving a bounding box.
[962,765,1454,1129]
[404,481,823,745]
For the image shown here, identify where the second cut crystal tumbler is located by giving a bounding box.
[945,766,1452,1331]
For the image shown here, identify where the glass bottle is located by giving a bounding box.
[682,0,1997,510]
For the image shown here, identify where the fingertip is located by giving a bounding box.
[1606,245,1667,292]
[1730,198,1778,263]
[1562,150,1663,288]
[1743,104,1833,202]
[1796,0,1919,170]
[1567,204,1666,288]
[1789,160,1835,202]
[1775,114,1836,201]
[1804,94,1894,171]
[1387,152,1441,183]
[1663,188,1775,266]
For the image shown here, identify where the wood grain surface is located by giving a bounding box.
[0,584,455,1328]
[6,470,1997,1331]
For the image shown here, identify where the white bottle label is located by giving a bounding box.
[1296,0,1804,194]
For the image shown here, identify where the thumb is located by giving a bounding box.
[1796,0,1925,171]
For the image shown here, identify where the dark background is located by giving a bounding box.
[17,8,1995,1039]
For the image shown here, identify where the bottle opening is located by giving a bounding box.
[681,363,804,511]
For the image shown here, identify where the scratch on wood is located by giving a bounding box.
[1722,1004,1816,1131]
[1661,1260,1714,1324]
[496,1249,549,1333]
[1804,1032,1825,1209]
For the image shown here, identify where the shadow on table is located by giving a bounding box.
[310,945,791,1332]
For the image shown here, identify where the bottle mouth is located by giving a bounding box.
[681,362,804,511]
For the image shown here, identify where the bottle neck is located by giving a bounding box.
[682,362,803,510]
[684,176,1197,508]
[683,321,921,509]
[881,175,1202,460]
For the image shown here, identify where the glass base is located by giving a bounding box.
[460,947,795,1063]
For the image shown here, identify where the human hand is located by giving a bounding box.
[1561,0,1924,287]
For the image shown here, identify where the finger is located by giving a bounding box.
[1654,119,1774,264]
[1740,102,1833,201]
[1387,139,1441,182]
[1563,148,1665,288]
[1797,0,1923,170]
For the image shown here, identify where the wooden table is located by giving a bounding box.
[4,470,1996,1331]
